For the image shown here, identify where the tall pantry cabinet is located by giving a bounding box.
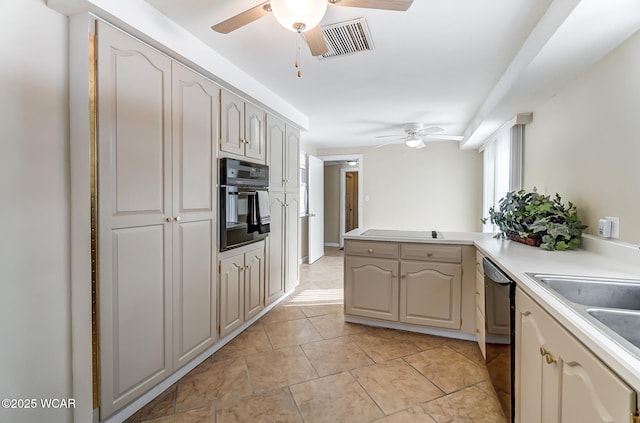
[266,114,300,304]
[96,22,218,418]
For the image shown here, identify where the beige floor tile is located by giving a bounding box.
[216,388,302,423]
[301,336,373,377]
[421,385,507,423]
[350,331,421,362]
[213,324,272,361]
[244,346,318,392]
[308,312,367,339]
[443,337,487,365]
[374,406,437,423]
[174,358,251,412]
[290,372,384,423]
[352,358,444,415]
[405,347,488,394]
[264,318,323,349]
[364,326,443,351]
[299,303,344,318]
[126,385,176,422]
[260,304,307,325]
[142,406,214,423]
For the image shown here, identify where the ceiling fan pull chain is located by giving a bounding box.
[295,35,302,78]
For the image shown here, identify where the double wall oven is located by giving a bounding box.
[219,158,269,252]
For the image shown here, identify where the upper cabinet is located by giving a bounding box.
[220,90,266,163]
[267,114,300,193]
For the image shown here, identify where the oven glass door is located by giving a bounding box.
[220,186,267,251]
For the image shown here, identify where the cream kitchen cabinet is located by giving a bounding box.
[266,192,300,305]
[344,240,465,331]
[96,22,218,418]
[475,250,487,359]
[345,256,400,321]
[267,114,300,193]
[220,90,266,163]
[515,288,637,423]
[219,242,265,338]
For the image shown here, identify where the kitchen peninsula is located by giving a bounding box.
[344,228,640,422]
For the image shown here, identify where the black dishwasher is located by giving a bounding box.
[483,257,516,423]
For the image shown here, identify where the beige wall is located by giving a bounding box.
[524,29,640,244]
[0,2,74,422]
[319,143,483,232]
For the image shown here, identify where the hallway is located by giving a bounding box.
[126,248,507,422]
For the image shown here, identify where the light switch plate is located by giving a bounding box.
[605,216,620,239]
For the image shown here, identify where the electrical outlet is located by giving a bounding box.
[605,216,620,239]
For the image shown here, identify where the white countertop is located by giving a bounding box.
[345,228,640,391]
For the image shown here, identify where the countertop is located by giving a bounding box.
[344,228,640,391]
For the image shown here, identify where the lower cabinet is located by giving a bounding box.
[219,242,265,338]
[344,240,463,331]
[515,288,636,423]
[344,256,399,321]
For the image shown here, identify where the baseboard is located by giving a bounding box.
[324,243,340,248]
[343,315,476,342]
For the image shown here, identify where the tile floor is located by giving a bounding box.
[126,248,507,423]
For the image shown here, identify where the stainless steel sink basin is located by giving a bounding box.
[587,308,640,349]
[526,273,640,358]
[527,274,640,310]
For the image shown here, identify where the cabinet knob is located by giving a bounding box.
[392,273,397,278]
[166,217,174,222]
[175,216,181,222]
[368,248,374,253]
[522,311,531,316]
[426,252,433,257]
[401,274,407,279]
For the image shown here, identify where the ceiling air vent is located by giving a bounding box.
[317,18,374,59]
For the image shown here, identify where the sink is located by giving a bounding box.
[526,273,640,358]
[527,274,640,310]
[587,308,640,350]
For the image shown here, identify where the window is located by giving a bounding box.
[482,124,523,232]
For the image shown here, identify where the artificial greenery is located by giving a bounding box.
[482,189,587,251]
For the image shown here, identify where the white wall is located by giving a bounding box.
[524,29,640,244]
[0,2,73,423]
[318,143,483,232]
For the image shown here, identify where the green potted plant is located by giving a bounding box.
[482,189,587,251]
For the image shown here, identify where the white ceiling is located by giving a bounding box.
[143,0,640,150]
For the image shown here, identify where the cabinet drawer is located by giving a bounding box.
[476,251,485,274]
[476,270,485,316]
[401,244,461,263]
[345,241,399,259]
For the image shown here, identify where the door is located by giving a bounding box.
[220,90,244,156]
[308,155,324,264]
[266,192,285,305]
[344,256,399,321]
[345,171,358,232]
[244,245,265,320]
[219,254,245,338]
[244,102,265,162]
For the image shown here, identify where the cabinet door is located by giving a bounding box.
[285,194,300,292]
[266,193,285,305]
[285,125,300,191]
[345,256,399,321]
[516,289,637,423]
[220,90,244,156]
[244,246,265,320]
[97,21,173,418]
[399,261,462,329]
[515,291,554,423]
[267,114,286,192]
[171,62,218,369]
[219,254,245,338]
[244,102,266,162]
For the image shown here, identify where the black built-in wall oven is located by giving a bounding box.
[219,158,269,252]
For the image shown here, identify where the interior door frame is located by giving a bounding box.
[318,154,364,248]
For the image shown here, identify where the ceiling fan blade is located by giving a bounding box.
[417,126,444,135]
[374,134,403,139]
[304,26,329,56]
[211,1,271,34]
[330,0,413,11]
[374,138,406,148]
[423,134,464,141]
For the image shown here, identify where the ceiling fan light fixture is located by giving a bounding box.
[405,135,422,148]
[270,0,328,32]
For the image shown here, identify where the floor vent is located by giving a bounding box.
[317,18,374,59]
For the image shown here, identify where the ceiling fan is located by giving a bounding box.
[211,0,414,56]
[375,123,464,149]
